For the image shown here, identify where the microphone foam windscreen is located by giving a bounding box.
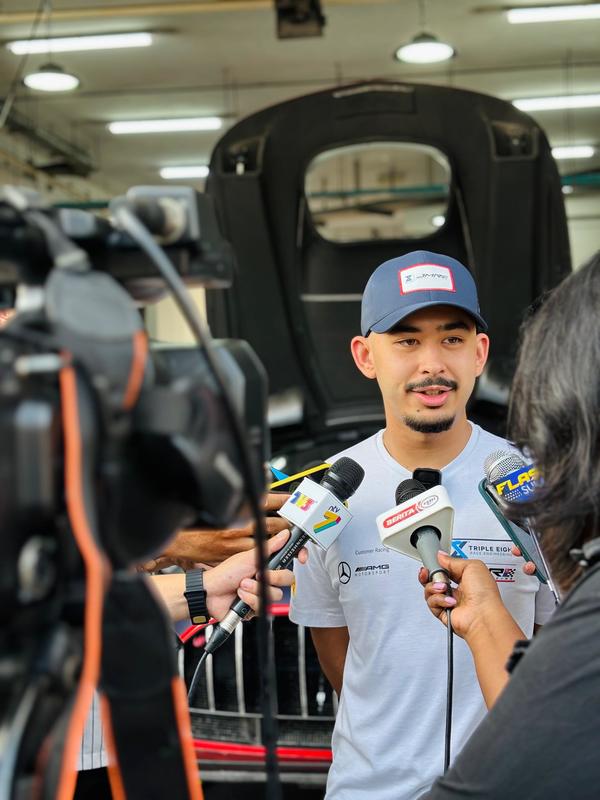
[323,457,365,500]
[395,478,426,505]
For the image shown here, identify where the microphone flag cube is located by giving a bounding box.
[278,477,353,550]
[376,485,454,561]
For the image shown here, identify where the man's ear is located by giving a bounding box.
[474,332,490,377]
[351,335,377,379]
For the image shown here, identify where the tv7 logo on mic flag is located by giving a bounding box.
[279,477,353,551]
[313,510,342,533]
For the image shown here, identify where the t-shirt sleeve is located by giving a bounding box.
[534,581,557,625]
[289,540,346,628]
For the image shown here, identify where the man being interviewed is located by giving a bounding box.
[289,251,554,800]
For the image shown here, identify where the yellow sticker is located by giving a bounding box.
[269,463,330,490]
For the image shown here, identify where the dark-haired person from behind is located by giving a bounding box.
[420,251,600,799]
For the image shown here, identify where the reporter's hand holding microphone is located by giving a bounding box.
[418,551,525,708]
[418,554,506,638]
[188,528,308,621]
[204,456,365,655]
[375,468,528,710]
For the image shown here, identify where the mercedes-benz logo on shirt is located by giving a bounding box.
[338,561,351,584]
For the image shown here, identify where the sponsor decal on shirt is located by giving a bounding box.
[489,566,517,583]
[452,540,519,582]
[355,564,390,577]
[451,538,517,562]
[338,561,351,584]
[398,264,456,294]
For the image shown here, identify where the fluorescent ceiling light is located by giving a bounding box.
[395,33,454,64]
[23,63,79,92]
[513,93,600,112]
[8,32,153,55]
[552,145,595,159]
[507,4,600,23]
[108,117,222,134]
[160,165,210,179]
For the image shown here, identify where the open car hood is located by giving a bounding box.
[206,81,570,457]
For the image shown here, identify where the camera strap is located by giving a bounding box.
[45,267,202,799]
[99,573,203,800]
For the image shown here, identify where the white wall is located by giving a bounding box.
[565,193,600,269]
[144,288,207,343]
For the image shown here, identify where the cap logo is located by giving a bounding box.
[398,264,455,295]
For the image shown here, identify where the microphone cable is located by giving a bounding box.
[394,476,455,773]
[188,650,209,703]
[444,608,454,771]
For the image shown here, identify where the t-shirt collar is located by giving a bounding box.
[374,422,480,477]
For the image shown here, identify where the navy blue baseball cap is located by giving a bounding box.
[360,250,487,336]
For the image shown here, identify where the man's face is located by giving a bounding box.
[350,305,489,434]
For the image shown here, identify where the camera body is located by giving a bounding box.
[0,184,270,797]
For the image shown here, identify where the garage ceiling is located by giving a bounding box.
[0,0,599,199]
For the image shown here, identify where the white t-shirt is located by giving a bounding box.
[289,424,555,800]
[79,691,107,770]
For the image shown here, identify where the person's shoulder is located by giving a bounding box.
[471,423,520,456]
[327,430,381,465]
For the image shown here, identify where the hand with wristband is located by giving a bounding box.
[149,528,307,624]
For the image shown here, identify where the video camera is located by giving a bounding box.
[0,184,270,799]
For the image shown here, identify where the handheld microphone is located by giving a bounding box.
[378,472,457,770]
[479,449,553,590]
[376,478,454,585]
[204,456,365,655]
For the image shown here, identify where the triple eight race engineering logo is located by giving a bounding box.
[382,493,439,529]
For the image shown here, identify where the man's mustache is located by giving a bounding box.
[406,377,458,392]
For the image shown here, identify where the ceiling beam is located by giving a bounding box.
[0,0,394,26]
[11,58,600,106]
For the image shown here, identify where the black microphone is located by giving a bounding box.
[394,478,451,585]
[204,456,365,655]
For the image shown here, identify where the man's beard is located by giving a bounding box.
[402,414,456,434]
[401,376,458,433]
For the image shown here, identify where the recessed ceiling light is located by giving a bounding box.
[431,214,446,228]
[513,93,600,112]
[108,117,223,134]
[160,166,210,179]
[8,32,153,55]
[562,185,574,195]
[23,63,79,92]
[395,33,454,64]
[507,4,600,24]
[552,145,595,160]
